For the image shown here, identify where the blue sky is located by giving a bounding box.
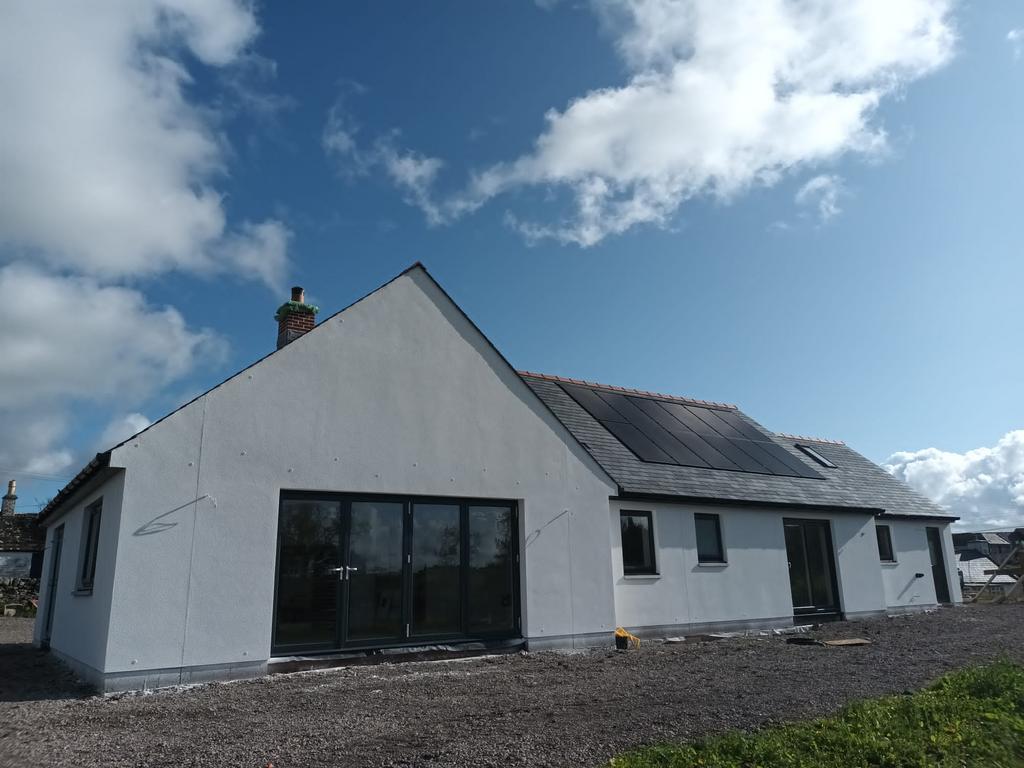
[1,1,1022,527]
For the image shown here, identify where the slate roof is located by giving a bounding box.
[956,552,1015,585]
[982,532,1011,546]
[0,514,45,552]
[520,372,954,519]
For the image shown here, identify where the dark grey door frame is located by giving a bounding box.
[42,524,64,647]
[926,527,952,604]
[783,518,842,620]
[272,491,521,656]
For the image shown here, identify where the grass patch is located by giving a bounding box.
[610,661,1024,768]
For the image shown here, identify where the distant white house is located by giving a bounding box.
[34,264,961,691]
[0,481,44,580]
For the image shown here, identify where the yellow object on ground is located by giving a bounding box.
[615,627,641,648]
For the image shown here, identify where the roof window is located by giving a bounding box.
[796,444,837,468]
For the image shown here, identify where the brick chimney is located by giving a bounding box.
[1,480,16,516]
[275,286,319,350]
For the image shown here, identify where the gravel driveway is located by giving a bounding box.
[2,605,1022,768]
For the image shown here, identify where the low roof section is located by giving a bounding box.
[519,372,954,520]
[0,513,45,552]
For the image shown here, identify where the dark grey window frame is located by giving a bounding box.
[875,524,896,563]
[795,444,838,468]
[271,491,521,656]
[620,510,657,575]
[75,499,102,594]
[695,512,726,564]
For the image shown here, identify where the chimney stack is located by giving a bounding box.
[274,286,319,350]
[1,480,16,516]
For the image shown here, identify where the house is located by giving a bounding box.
[0,480,46,612]
[953,531,1014,563]
[955,551,1016,600]
[33,264,961,692]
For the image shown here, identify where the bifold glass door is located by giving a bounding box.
[273,494,519,655]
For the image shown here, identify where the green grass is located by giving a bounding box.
[609,661,1024,768]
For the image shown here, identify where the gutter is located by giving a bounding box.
[612,491,958,522]
[37,451,111,525]
[610,491,884,515]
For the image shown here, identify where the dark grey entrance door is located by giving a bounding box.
[273,494,519,655]
[783,519,841,618]
[926,527,952,604]
[42,524,64,646]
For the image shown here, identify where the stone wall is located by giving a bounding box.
[0,577,39,616]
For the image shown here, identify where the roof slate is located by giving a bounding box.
[520,373,953,519]
[956,552,1015,585]
[0,513,45,552]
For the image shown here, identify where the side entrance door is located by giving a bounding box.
[926,527,952,604]
[783,518,841,620]
[42,524,64,646]
[272,495,519,655]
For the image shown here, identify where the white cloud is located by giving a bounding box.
[795,174,844,222]
[98,413,153,451]
[351,0,954,246]
[323,97,447,225]
[0,0,288,287]
[885,430,1024,530]
[1009,29,1023,60]
[0,265,224,472]
[0,411,75,479]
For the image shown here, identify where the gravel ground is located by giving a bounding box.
[1,605,1022,768]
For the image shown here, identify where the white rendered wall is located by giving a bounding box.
[879,519,961,609]
[99,268,617,678]
[609,500,887,632]
[33,473,124,678]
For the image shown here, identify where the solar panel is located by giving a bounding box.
[559,383,822,480]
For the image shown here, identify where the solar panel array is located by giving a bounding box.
[559,382,822,479]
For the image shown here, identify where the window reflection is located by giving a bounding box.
[467,506,515,633]
[411,504,461,636]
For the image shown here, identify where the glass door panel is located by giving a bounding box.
[784,523,813,610]
[274,500,341,650]
[410,504,461,637]
[783,519,838,617]
[345,501,404,643]
[805,523,836,608]
[467,505,515,633]
[926,527,951,603]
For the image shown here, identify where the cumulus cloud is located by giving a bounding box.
[98,413,153,451]
[1009,29,1024,60]
[0,0,288,287]
[0,1,286,476]
[0,265,223,473]
[795,174,844,222]
[347,0,954,245]
[323,95,448,225]
[885,430,1024,530]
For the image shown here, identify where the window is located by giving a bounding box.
[695,513,725,564]
[876,524,895,563]
[795,444,838,468]
[77,499,102,593]
[620,511,656,575]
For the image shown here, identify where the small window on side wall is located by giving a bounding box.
[876,524,895,563]
[77,499,103,593]
[695,513,725,564]
[620,510,656,575]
